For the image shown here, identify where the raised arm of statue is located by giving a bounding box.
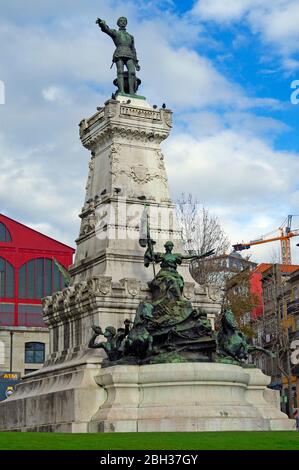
[96,18,116,38]
[88,325,103,348]
[181,249,215,261]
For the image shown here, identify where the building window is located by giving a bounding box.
[24,369,38,375]
[0,258,14,298]
[19,258,66,299]
[0,223,11,242]
[25,342,45,364]
[0,303,14,326]
[18,304,44,327]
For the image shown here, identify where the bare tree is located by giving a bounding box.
[225,268,260,337]
[176,193,230,287]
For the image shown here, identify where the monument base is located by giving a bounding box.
[0,353,105,433]
[0,360,295,433]
[89,363,295,433]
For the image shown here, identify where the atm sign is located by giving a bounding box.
[0,373,20,380]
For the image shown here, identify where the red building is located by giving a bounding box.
[250,265,272,319]
[0,214,75,328]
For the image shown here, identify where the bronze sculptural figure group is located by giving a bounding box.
[89,234,273,366]
[89,239,218,366]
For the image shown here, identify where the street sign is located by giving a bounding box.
[0,372,20,380]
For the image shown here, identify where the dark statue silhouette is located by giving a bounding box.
[96,16,141,96]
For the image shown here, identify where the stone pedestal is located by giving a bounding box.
[89,363,296,432]
[0,362,295,432]
[0,356,105,432]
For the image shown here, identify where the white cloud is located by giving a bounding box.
[192,0,299,69]
[42,86,70,103]
[284,58,299,71]
[165,130,298,204]
[192,0,254,22]
[164,125,299,263]
[179,111,289,140]
[0,136,70,215]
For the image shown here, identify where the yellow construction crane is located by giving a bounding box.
[232,215,299,265]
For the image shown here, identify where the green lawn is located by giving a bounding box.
[0,432,298,450]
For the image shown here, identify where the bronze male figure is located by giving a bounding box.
[96,16,141,95]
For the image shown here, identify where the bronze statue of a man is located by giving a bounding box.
[96,16,140,95]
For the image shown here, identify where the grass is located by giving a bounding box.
[0,431,298,450]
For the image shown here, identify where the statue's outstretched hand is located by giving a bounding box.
[202,249,215,258]
[96,18,105,26]
[200,249,215,258]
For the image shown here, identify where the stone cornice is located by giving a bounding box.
[82,125,170,150]
[42,276,150,326]
[79,100,173,150]
[42,275,211,328]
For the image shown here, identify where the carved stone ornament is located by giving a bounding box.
[74,281,88,304]
[120,105,161,121]
[63,286,75,308]
[105,101,118,119]
[156,150,166,171]
[96,277,112,296]
[109,144,120,164]
[80,209,98,236]
[85,156,95,192]
[42,296,53,315]
[183,283,195,301]
[79,119,88,138]
[126,279,140,297]
[163,110,173,128]
[131,165,150,184]
[113,164,168,187]
[52,292,62,313]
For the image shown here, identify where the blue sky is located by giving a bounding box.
[0,0,299,263]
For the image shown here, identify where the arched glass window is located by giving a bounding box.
[25,342,45,364]
[0,258,14,298]
[0,223,11,242]
[19,258,66,299]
